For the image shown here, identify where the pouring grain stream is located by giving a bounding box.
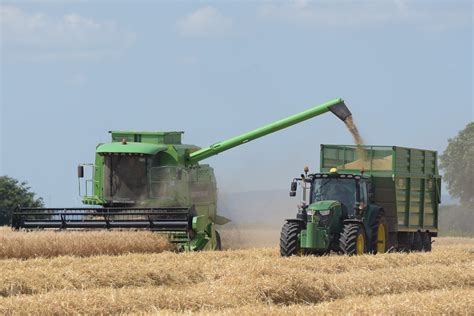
[344,115,367,160]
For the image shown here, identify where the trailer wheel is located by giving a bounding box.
[215,230,222,250]
[412,231,423,252]
[370,211,388,254]
[280,222,301,257]
[421,232,432,252]
[339,223,366,255]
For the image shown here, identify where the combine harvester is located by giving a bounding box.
[281,145,441,256]
[12,98,351,251]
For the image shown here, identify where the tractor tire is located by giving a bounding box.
[215,230,222,250]
[339,223,367,255]
[412,231,423,252]
[280,222,301,257]
[421,232,432,252]
[370,211,388,254]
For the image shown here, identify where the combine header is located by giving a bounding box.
[12,207,194,231]
[13,98,351,251]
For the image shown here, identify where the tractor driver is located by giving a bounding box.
[324,182,355,214]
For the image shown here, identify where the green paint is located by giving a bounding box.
[301,224,329,250]
[97,142,168,155]
[308,200,339,211]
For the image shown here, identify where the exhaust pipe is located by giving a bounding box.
[329,101,352,122]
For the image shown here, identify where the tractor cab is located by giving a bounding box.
[290,168,371,220]
[310,171,372,219]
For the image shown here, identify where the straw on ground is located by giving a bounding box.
[0,236,472,315]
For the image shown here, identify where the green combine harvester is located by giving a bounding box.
[12,98,351,251]
[280,145,441,256]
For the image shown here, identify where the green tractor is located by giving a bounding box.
[281,145,441,256]
[12,98,352,251]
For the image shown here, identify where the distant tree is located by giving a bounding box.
[440,122,474,207]
[0,176,44,225]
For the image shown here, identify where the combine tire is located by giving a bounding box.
[215,230,222,250]
[421,232,432,252]
[280,222,301,257]
[370,211,388,254]
[339,223,366,255]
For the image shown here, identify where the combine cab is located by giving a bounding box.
[12,98,352,251]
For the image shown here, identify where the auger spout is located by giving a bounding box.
[187,98,351,164]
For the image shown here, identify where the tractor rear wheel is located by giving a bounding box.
[339,223,366,255]
[280,222,301,257]
[370,211,388,254]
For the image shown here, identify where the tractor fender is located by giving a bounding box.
[368,208,384,227]
[285,218,306,228]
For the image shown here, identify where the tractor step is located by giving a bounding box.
[11,206,196,232]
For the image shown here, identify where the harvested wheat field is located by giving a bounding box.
[0,232,473,315]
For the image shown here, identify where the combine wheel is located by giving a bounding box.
[215,230,222,250]
[412,231,423,252]
[280,222,302,257]
[421,232,432,252]
[370,211,388,254]
[339,223,366,255]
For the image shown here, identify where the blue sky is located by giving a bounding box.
[1,1,472,206]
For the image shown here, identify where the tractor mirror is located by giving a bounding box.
[291,181,297,191]
[289,181,297,197]
[77,165,84,178]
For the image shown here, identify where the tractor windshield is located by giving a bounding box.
[310,178,356,212]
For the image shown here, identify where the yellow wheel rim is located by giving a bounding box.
[356,232,365,255]
[377,223,386,253]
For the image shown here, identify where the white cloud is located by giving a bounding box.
[259,0,471,30]
[177,6,232,38]
[0,5,136,62]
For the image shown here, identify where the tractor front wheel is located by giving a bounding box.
[339,223,367,255]
[280,222,302,257]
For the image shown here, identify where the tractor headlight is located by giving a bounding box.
[318,210,330,216]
